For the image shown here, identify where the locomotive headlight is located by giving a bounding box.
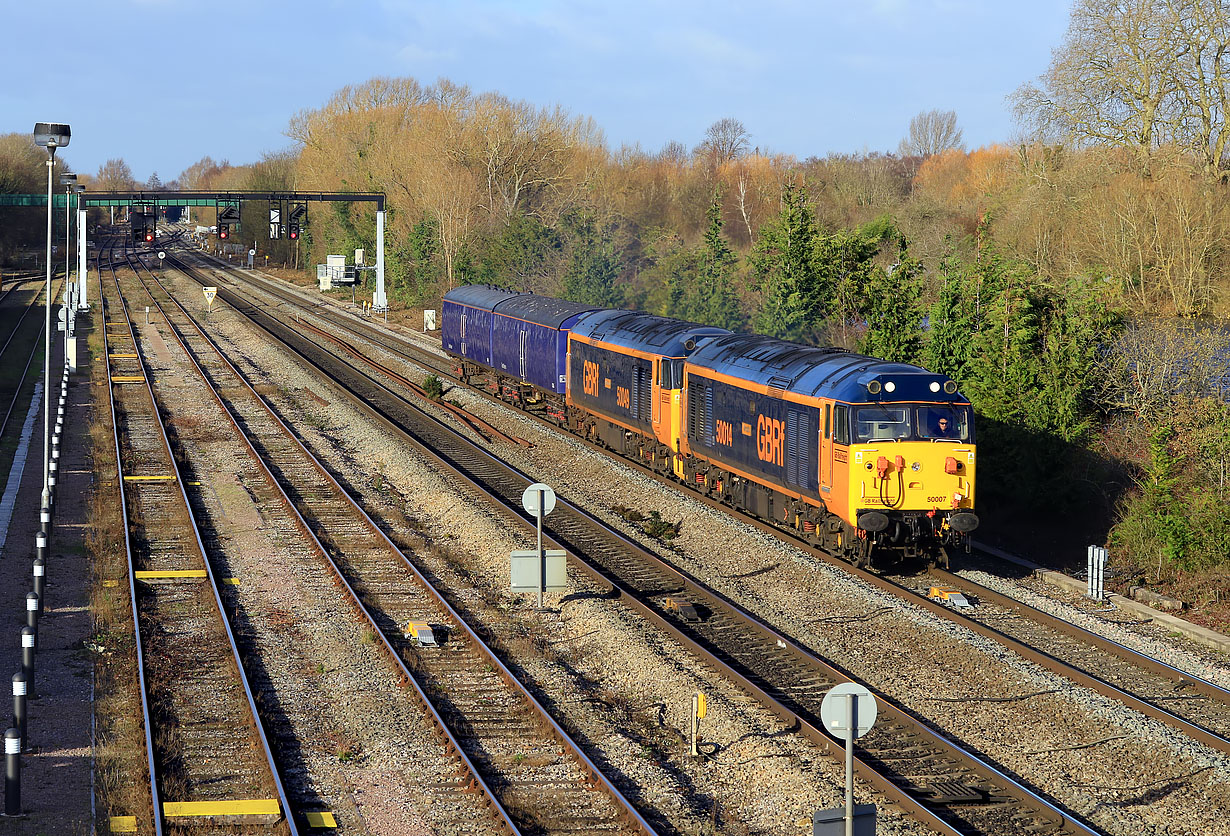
[867,380,882,394]
[884,381,896,393]
[943,380,958,394]
[929,381,941,393]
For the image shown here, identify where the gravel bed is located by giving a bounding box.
[120,274,494,836]
[955,563,1230,690]
[186,263,1230,835]
[161,263,936,835]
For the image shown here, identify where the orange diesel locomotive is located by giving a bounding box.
[442,287,978,568]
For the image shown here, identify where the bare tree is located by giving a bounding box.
[898,109,965,157]
[696,117,750,166]
[96,158,136,191]
[1010,0,1230,174]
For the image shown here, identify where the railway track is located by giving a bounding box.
[98,251,296,835]
[163,249,1106,836]
[124,251,657,836]
[174,250,1230,761]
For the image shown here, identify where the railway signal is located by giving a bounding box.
[287,201,306,241]
[218,224,230,240]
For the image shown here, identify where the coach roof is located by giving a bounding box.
[688,333,965,403]
[493,293,604,328]
[443,284,525,312]
[571,309,731,358]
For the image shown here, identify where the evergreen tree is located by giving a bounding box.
[815,227,878,348]
[562,213,622,308]
[750,183,819,340]
[925,254,979,381]
[692,190,744,330]
[860,246,925,364]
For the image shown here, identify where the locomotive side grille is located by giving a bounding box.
[787,408,804,486]
[632,364,650,421]
[688,379,711,445]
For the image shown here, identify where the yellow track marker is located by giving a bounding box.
[109,353,139,358]
[305,811,337,828]
[109,816,138,832]
[222,577,239,586]
[123,475,176,482]
[110,376,146,383]
[135,570,207,580]
[162,799,281,817]
[103,579,120,588]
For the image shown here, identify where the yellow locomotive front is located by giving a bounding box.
[841,400,978,566]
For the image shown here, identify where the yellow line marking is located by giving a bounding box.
[110,353,139,358]
[123,475,176,482]
[111,376,146,382]
[109,816,138,832]
[162,799,281,817]
[135,570,207,580]
[222,577,239,585]
[103,579,120,588]
[186,481,201,486]
[305,811,337,828]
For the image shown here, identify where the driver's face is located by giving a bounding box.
[938,419,949,430]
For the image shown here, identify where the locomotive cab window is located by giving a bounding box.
[659,359,684,389]
[833,405,849,445]
[917,405,971,441]
[854,406,912,442]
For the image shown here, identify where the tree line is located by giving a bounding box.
[1,0,1227,595]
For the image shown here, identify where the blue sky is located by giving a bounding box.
[3,0,1072,183]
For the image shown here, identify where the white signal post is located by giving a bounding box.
[821,683,878,836]
[521,483,556,608]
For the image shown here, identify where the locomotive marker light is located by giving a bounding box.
[818,683,878,836]
[511,483,566,608]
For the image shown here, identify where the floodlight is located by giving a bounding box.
[33,123,70,149]
[59,173,77,185]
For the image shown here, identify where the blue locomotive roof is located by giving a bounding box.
[571,309,731,357]
[443,284,525,312]
[493,294,604,328]
[688,334,968,403]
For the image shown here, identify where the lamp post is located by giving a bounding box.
[33,123,70,518]
[74,185,87,313]
[60,174,77,313]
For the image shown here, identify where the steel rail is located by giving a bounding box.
[0,278,58,445]
[128,253,525,836]
[104,251,298,835]
[204,260,1230,759]
[145,253,660,835]
[97,244,163,835]
[167,251,1104,836]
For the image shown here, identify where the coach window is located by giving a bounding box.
[833,405,849,445]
